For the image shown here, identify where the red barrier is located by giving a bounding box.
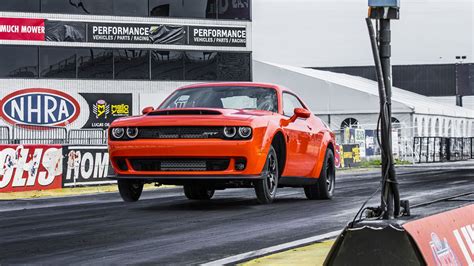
[403,204,474,265]
[0,145,63,193]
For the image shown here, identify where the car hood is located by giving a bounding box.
[111,108,274,127]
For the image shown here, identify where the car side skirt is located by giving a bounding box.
[279,176,318,187]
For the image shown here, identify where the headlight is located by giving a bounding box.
[223,126,237,138]
[126,127,139,139]
[111,128,125,139]
[238,127,252,139]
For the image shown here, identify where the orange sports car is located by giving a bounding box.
[108,82,336,204]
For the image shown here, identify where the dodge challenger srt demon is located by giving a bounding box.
[108,82,337,204]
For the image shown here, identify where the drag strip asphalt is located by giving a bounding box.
[0,166,472,265]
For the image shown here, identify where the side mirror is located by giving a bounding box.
[290,108,311,122]
[142,106,154,115]
[294,108,311,119]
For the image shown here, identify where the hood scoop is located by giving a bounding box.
[148,109,222,116]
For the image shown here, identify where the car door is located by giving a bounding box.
[281,92,317,177]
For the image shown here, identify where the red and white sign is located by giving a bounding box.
[403,204,474,266]
[0,18,45,41]
[0,88,81,127]
[0,145,62,193]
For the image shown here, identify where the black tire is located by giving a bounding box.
[255,146,279,204]
[118,180,144,202]
[304,148,335,200]
[183,185,215,200]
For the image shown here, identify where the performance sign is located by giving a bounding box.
[63,146,114,187]
[0,17,45,41]
[80,93,132,129]
[87,23,186,45]
[188,26,246,47]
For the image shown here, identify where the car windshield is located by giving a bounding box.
[159,86,278,113]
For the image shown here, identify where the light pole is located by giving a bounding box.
[455,55,467,107]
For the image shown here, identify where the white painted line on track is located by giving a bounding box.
[201,229,342,266]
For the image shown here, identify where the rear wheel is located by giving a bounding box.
[183,185,215,200]
[118,180,144,202]
[255,146,279,204]
[304,148,335,200]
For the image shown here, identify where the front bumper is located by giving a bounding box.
[108,137,269,178]
[109,174,263,180]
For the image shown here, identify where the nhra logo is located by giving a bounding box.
[429,232,461,266]
[0,88,80,126]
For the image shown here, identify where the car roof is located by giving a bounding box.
[178,82,295,94]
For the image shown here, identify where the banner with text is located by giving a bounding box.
[403,204,474,265]
[188,25,246,47]
[0,17,45,41]
[87,23,186,44]
[0,145,62,193]
[63,146,114,187]
[43,20,246,47]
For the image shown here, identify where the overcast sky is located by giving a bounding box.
[252,0,473,67]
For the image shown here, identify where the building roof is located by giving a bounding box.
[253,60,474,119]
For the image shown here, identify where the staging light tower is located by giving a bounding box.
[365,0,407,219]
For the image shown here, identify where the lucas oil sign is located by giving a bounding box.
[0,88,80,127]
[0,145,63,193]
[80,93,132,129]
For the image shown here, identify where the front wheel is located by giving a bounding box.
[118,180,144,202]
[255,146,279,204]
[304,148,335,200]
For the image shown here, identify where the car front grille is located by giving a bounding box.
[137,127,223,139]
[129,158,230,172]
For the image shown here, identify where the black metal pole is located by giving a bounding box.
[379,19,400,219]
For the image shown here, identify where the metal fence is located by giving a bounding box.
[2,125,108,145]
[413,137,474,163]
[0,126,10,144]
[68,129,107,145]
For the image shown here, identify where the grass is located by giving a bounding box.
[358,158,412,168]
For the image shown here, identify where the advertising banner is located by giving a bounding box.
[87,23,186,44]
[4,17,247,47]
[355,128,366,158]
[365,130,377,157]
[0,17,45,41]
[188,26,246,47]
[403,204,474,266]
[341,144,361,168]
[80,93,132,129]
[0,88,81,127]
[63,146,114,187]
[0,145,63,193]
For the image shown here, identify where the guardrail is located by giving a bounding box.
[3,125,108,145]
[13,124,68,144]
[413,137,473,163]
[68,129,107,145]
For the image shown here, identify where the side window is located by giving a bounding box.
[282,93,304,117]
